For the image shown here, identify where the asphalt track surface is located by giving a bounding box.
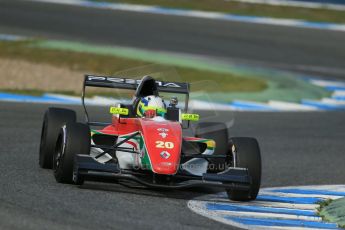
[1,0,345,79]
[0,101,345,229]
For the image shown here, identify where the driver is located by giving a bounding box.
[136,95,166,118]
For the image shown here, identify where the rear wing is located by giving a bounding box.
[82,74,190,123]
[83,75,190,94]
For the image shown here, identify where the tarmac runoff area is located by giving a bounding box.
[2,0,345,79]
[26,0,345,31]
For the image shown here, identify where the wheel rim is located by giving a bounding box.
[54,138,63,171]
[54,126,67,172]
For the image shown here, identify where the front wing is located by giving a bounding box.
[73,154,251,190]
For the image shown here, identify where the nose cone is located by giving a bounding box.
[140,119,182,175]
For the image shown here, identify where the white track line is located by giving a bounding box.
[200,198,319,210]
[210,210,321,221]
[321,98,345,105]
[268,101,318,111]
[261,191,344,200]
[309,79,345,88]
[231,0,345,11]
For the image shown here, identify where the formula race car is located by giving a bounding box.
[39,75,261,201]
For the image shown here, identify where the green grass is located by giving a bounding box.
[319,198,345,229]
[0,40,267,93]
[317,199,333,216]
[92,0,345,23]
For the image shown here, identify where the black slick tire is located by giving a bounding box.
[226,137,261,201]
[39,108,76,169]
[53,122,90,184]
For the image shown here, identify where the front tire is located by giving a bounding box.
[39,108,76,169]
[54,122,90,184]
[226,137,261,201]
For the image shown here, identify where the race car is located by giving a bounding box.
[39,75,261,201]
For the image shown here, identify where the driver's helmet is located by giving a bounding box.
[137,95,166,117]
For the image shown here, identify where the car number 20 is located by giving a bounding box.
[155,141,174,149]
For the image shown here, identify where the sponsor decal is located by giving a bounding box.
[157,128,169,138]
[156,141,174,149]
[160,82,181,88]
[87,76,182,88]
[160,151,171,159]
[181,113,200,121]
[159,132,168,138]
[156,162,172,167]
[109,107,129,115]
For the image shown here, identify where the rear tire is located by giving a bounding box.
[39,108,76,169]
[195,122,228,172]
[226,137,261,201]
[53,122,90,184]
